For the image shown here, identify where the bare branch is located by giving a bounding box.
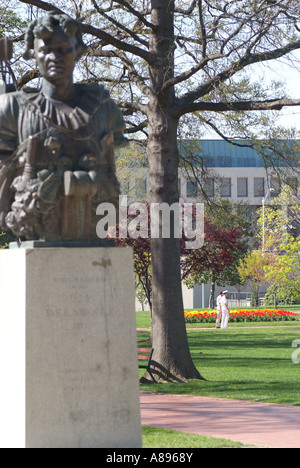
[19,0,155,64]
[111,0,155,30]
[160,54,224,95]
[173,98,300,117]
[113,50,154,101]
[124,119,149,134]
[17,68,39,89]
[90,0,149,48]
[176,39,300,112]
[174,0,197,15]
[201,119,256,148]
[117,99,148,114]
[198,0,207,58]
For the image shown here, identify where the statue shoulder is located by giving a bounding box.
[0,91,21,116]
[0,88,41,116]
[75,83,128,147]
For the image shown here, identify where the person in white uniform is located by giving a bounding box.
[221,291,230,329]
[216,291,223,328]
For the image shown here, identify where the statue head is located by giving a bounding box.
[23,11,87,62]
[23,12,87,86]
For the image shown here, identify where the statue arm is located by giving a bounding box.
[0,93,19,228]
[106,98,129,149]
[0,93,19,165]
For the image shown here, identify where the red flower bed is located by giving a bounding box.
[184,309,299,324]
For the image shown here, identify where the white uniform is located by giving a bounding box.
[221,295,229,329]
[216,295,222,327]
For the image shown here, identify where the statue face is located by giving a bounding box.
[34,26,79,85]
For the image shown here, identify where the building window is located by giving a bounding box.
[186,179,198,198]
[203,179,215,198]
[237,178,248,197]
[254,178,265,197]
[220,178,231,198]
[270,177,281,197]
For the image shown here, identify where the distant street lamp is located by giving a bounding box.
[262,187,275,253]
[0,36,15,94]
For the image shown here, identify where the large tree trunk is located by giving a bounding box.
[147,109,202,382]
[141,0,202,383]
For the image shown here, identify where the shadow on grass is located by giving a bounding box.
[139,327,300,405]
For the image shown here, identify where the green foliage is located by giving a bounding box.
[264,284,300,307]
[142,426,249,449]
[183,201,251,290]
[256,184,300,300]
[257,184,300,253]
[238,250,269,306]
[0,230,14,249]
[265,236,300,299]
[238,250,268,284]
[115,142,148,198]
[0,5,28,36]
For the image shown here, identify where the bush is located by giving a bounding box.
[264,285,300,307]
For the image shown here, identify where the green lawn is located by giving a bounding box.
[137,312,300,406]
[142,426,255,448]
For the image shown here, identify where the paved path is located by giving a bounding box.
[140,392,300,448]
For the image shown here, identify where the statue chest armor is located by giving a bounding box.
[3,89,120,242]
[16,91,106,170]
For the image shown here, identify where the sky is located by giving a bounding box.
[201,50,300,139]
[252,51,300,133]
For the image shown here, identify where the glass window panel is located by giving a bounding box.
[203,179,215,198]
[254,178,265,197]
[270,177,281,197]
[237,178,248,197]
[220,178,231,198]
[186,179,198,198]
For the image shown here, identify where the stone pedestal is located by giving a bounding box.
[0,248,141,448]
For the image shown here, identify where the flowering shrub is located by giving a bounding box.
[184,309,299,324]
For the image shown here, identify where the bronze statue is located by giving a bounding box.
[0,11,127,244]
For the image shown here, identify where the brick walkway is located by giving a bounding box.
[140,392,300,448]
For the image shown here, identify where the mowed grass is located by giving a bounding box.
[142,426,254,448]
[137,311,300,406]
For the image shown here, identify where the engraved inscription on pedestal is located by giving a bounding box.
[0,248,141,448]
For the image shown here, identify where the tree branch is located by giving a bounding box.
[174,0,197,15]
[173,98,300,117]
[176,39,300,111]
[198,0,207,59]
[201,118,256,147]
[124,119,149,134]
[19,0,155,64]
[160,54,224,95]
[112,50,155,101]
[117,99,148,114]
[111,0,155,31]
[90,0,149,48]
[17,68,39,89]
